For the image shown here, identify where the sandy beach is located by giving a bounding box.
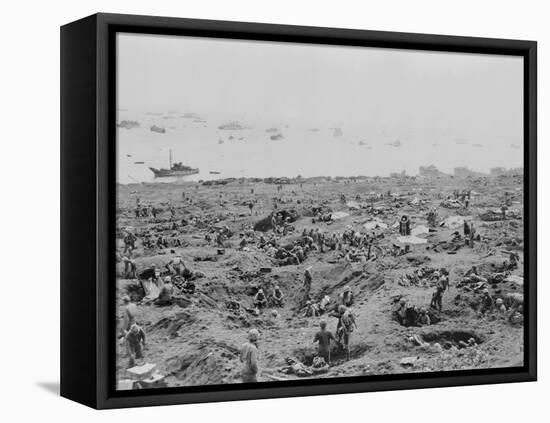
[115,172,524,388]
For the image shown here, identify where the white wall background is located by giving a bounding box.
[0,0,546,420]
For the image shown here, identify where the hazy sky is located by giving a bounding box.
[118,32,522,132]
[116,32,523,181]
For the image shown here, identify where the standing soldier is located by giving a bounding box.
[427,208,438,228]
[302,267,313,305]
[313,320,335,365]
[123,231,137,254]
[317,231,325,253]
[240,329,260,383]
[336,306,357,361]
[469,222,476,248]
[271,213,278,232]
[463,220,471,239]
[122,256,136,279]
[125,323,146,368]
[430,283,445,312]
[121,295,138,334]
[439,268,450,291]
[399,215,411,236]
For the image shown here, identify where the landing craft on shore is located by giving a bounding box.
[148,150,199,178]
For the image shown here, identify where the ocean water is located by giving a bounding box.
[116,112,523,184]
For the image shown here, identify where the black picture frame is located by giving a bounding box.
[61,12,537,409]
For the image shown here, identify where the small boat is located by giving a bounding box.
[149,150,199,177]
[209,171,221,174]
[150,125,166,134]
[134,161,144,164]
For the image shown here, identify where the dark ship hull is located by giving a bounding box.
[149,167,199,177]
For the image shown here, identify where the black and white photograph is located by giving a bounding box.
[2,0,549,417]
[114,32,526,390]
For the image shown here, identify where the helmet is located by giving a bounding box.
[122,295,130,303]
[344,286,351,292]
[248,329,260,341]
[496,298,503,305]
[338,305,347,314]
[164,276,172,283]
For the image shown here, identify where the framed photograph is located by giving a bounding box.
[61,13,537,409]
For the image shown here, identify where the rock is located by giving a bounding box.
[399,356,420,367]
[432,342,443,353]
[126,363,157,380]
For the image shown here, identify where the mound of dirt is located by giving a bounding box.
[293,342,371,366]
[165,342,241,386]
[420,328,484,347]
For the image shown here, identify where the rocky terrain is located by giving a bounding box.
[115,173,524,389]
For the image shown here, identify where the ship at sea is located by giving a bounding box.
[149,150,199,177]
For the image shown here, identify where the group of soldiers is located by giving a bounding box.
[118,184,522,386]
[239,303,358,383]
[394,267,452,327]
[118,255,203,368]
[252,285,285,309]
[119,295,146,368]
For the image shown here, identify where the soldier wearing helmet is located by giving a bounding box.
[394,298,408,326]
[416,307,431,326]
[122,256,137,279]
[253,288,267,309]
[313,319,335,364]
[338,285,354,307]
[240,329,260,383]
[120,295,138,334]
[156,276,174,306]
[495,297,507,313]
[125,323,146,368]
[272,285,284,307]
[480,289,494,314]
[334,305,357,360]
